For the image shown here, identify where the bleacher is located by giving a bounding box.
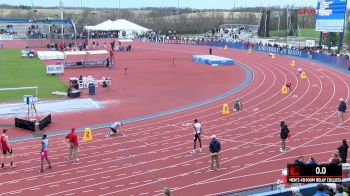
[205,24,259,41]
[0,18,77,42]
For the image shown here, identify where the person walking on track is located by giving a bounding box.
[338,139,348,163]
[280,121,289,152]
[209,135,221,171]
[65,128,79,162]
[39,134,52,173]
[1,129,14,169]
[338,98,347,127]
[192,119,202,154]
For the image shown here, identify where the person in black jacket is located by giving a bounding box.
[338,98,347,127]
[338,139,348,163]
[280,121,289,152]
[209,135,221,171]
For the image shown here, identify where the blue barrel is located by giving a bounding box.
[88,83,95,95]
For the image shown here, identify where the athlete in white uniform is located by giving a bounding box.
[108,122,123,136]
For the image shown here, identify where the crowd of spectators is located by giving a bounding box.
[284,140,349,196]
[87,31,119,39]
[27,25,44,39]
[0,24,17,35]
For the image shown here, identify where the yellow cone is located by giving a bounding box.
[300,71,307,79]
[248,49,252,54]
[271,54,276,59]
[281,85,288,95]
[83,128,93,141]
[290,60,295,67]
[224,45,228,50]
[222,103,230,115]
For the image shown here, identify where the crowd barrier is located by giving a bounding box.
[163,39,350,71]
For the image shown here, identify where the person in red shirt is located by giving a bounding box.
[65,128,79,162]
[109,49,115,68]
[1,129,14,168]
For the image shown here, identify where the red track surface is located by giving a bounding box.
[0,43,350,196]
[0,41,245,137]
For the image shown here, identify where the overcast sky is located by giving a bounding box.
[0,0,345,9]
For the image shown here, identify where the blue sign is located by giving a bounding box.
[47,65,64,74]
[316,0,347,32]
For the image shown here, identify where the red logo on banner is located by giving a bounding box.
[298,9,316,15]
[289,166,300,176]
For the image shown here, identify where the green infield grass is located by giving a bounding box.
[270,28,320,38]
[0,49,67,102]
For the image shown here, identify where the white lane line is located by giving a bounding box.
[84,179,95,182]
[129,182,139,185]
[82,190,94,193]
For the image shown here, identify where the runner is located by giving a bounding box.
[285,82,292,91]
[192,119,202,154]
[39,134,52,173]
[1,129,14,168]
[108,121,123,137]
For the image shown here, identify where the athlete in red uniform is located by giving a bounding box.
[1,129,14,168]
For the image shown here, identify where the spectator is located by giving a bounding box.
[314,184,329,196]
[291,187,303,196]
[65,128,79,162]
[280,121,289,152]
[209,135,221,171]
[338,98,347,127]
[334,184,344,196]
[338,139,348,163]
[307,156,318,166]
[329,153,341,165]
[294,156,305,166]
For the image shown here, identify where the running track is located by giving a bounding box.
[0,43,350,196]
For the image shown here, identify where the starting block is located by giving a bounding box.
[290,60,295,67]
[222,103,230,115]
[281,85,288,95]
[300,71,307,79]
[83,128,93,141]
[224,45,228,50]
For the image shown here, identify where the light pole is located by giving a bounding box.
[276,12,280,36]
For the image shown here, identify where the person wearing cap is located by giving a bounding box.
[338,98,347,127]
[209,135,221,171]
[65,128,79,162]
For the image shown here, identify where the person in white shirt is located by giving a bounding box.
[108,121,123,137]
[192,119,202,154]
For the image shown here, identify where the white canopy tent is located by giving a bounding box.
[84,19,150,35]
